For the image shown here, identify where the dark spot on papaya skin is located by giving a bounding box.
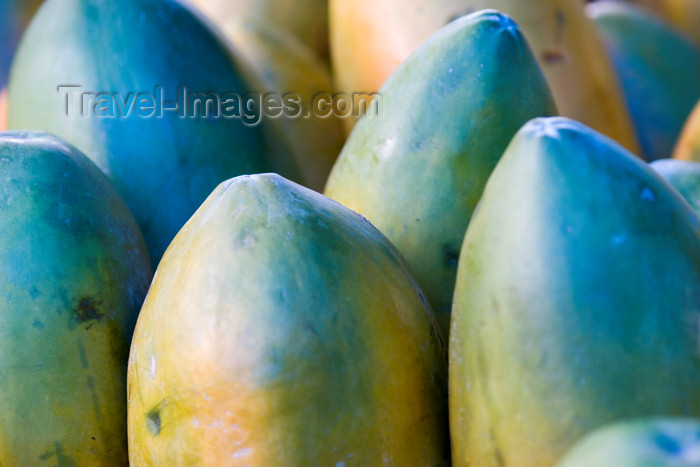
[542,48,566,64]
[147,408,162,436]
[306,322,319,337]
[494,446,506,467]
[38,441,76,467]
[74,297,103,325]
[443,244,460,270]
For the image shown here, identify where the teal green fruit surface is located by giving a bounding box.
[588,1,700,161]
[324,10,557,336]
[651,159,700,216]
[450,117,700,466]
[556,418,700,467]
[127,173,448,465]
[8,0,290,265]
[0,131,152,465]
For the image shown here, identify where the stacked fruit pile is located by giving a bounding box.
[2,0,700,465]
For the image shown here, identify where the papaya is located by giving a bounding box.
[219,18,345,192]
[127,173,449,465]
[0,131,152,465]
[0,0,43,87]
[623,0,700,47]
[450,117,700,466]
[651,159,700,216]
[324,10,557,336]
[186,0,329,63]
[587,1,700,161]
[8,0,291,265]
[674,99,700,161]
[556,418,700,467]
[330,0,640,153]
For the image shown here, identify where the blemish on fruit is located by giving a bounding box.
[641,187,656,202]
[146,408,161,436]
[443,244,459,269]
[542,48,566,64]
[74,297,103,324]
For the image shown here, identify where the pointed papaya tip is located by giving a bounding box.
[466,9,519,32]
[522,117,586,140]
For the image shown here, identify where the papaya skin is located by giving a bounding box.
[185,0,330,63]
[0,131,152,465]
[624,0,700,47]
[450,117,700,466]
[330,0,640,153]
[674,100,700,161]
[651,159,700,216]
[556,418,700,467]
[0,0,44,87]
[8,0,285,266]
[221,18,345,192]
[324,11,557,337]
[587,1,700,162]
[127,174,449,465]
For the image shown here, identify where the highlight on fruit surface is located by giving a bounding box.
[556,418,700,467]
[324,9,557,337]
[0,131,152,466]
[127,173,449,465]
[587,1,700,161]
[450,116,700,466]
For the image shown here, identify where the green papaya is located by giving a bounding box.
[127,173,448,465]
[450,117,700,466]
[556,418,700,467]
[0,131,152,465]
[651,159,700,216]
[324,10,557,336]
[8,0,294,265]
[587,1,700,161]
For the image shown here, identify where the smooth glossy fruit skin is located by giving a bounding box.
[556,418,700,467]
[651,159,700,216]
[0,131,152,465]
[450,117,700,466]
[222,18,345,192]
[588,1,700,161]
[330,0,639,152]
[127,173,449,465]
[324,10,557,336]
[8,0,288,265]
[186,0,329,62]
